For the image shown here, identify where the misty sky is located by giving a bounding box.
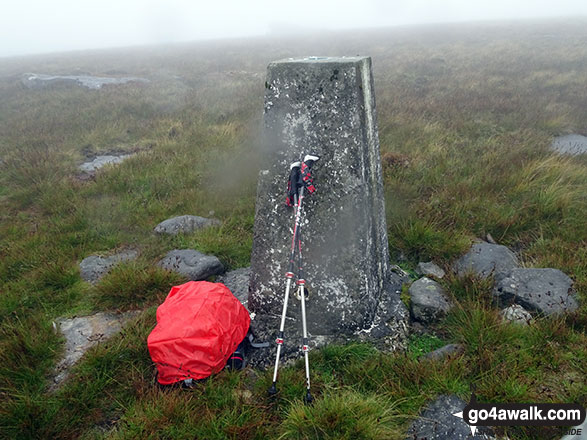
[1,0,587,57]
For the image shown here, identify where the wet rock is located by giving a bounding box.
[500,304,533,325]
[551,134,587,156]
[494,268,578,316]
[154,215,220,235]
[416,261,446,279]
[423,343,464,360]
[406,394,496,439]
[79,249,138,284]
[158,249,224,280]
[454,243,519,278]
[79,154,133,174]
[250,57,406,347]
[51,311,139,390]
[409,277,453,323]
[217,267,251,309]
[22,73,149,90]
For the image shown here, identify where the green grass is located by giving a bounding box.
[0,18,586,440]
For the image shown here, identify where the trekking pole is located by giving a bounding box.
[295,184,313,404]
[268,161,302,396]
[268,154,320,401]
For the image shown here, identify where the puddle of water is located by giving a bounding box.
[551,134,587,155]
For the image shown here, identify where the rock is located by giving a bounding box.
[500,304,533,325]
[423,343,464,360]
[154,215,220,235]
[158,249,224,280]
[249,56,406,347]
[406,394,496,439]
[551,134,587,156]
[416,262,446,279]
[409,277,453,323]
[21,73,149,90]
[79,249,138,284]
[217,267,251,309]
[493,268,578,316]
[51,311,139,390]
[79,154,133,174]
[454,243,519,278]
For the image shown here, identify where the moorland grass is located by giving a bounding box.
[0,19,585,440]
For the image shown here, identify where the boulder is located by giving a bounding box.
[79,249,138,284]
[217,267,251,309]
[500,304,533,325]
[416,261,446,279]
[409,277,453,323]
[249,56,407,348]
[406,394,496,439]
[158,249,224,280]
[154,215,220,235]
[454,243,519,278]
[493,268,578,316]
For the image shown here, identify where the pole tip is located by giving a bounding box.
[268,383,277,396]
[304,391,313,405]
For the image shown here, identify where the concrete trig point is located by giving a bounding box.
[249,56,407,353]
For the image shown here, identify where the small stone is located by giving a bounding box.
[158,249,224,280]
[409,277,453,323]
[485,233,497,244]
[217,267,251,309]
[406,394,496,439]
[154,215,220,235]
[79,249,138,284]
[494,268,578,316]
[500,304,533,325]
[453,243,519,278]
[416,262,446,279]
[423,343,464,360]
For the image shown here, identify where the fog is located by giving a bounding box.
[1,0,587,57]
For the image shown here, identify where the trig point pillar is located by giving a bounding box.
[249,57,407,349]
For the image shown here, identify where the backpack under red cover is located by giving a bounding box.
[147,281,250,385]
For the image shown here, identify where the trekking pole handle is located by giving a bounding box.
[301,154,320,194]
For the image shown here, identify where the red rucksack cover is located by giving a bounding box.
[147,281,250,385]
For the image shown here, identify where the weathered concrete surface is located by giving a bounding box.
[158,249,224,280]
[551,134,587,155]
[154,215,220,235]
[22,73,149,90]
[79,249,138,284]
[494,268,579,315]
[249,57,406,345]
[51,311,139,390]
